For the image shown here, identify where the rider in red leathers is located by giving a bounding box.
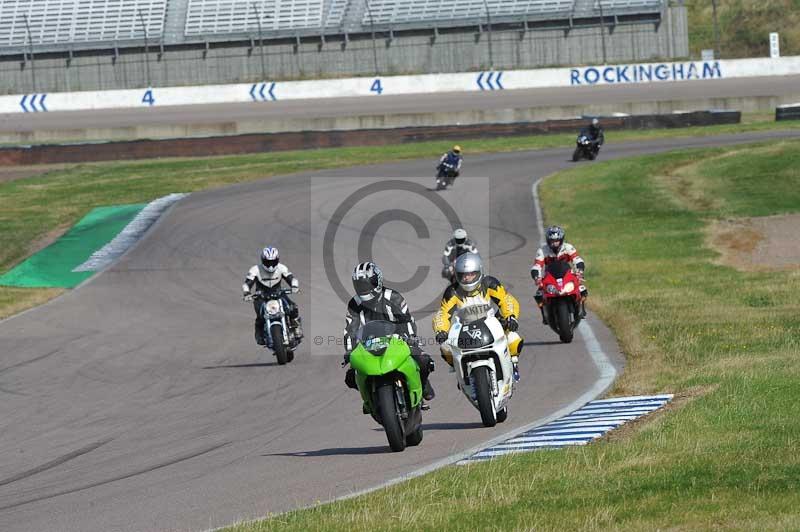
[531,226,587,324]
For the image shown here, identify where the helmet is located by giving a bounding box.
[545,225,565,254]
[452,145,462,154]
[454,253,484,293]
[261,247,280,272]
[352,262,383,302]
[452,228,467,245]
[591,118,599,127]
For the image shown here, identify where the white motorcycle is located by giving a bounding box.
[443,304,515,427]
[245,287,301,365]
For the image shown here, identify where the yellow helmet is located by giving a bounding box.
[452,145,462,154]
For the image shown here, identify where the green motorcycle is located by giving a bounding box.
[349,320,424,452]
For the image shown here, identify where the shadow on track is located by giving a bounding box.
[265,446,388,457]
[526,340,566,347]
[369,421,483,432]
[202,362,280,369]
[423,422,484,430]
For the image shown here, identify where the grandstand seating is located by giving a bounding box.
[184,0,327,36]
[0,0,664,51]
[593,0,662,11]
[0,0,167,48]
[363,0,576,26]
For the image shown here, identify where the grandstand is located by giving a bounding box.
[0,0,664,55]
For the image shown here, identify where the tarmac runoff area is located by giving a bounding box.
[0,131,799,531]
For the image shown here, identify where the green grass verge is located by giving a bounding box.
[0,116,797,320]
[221,140,800,531]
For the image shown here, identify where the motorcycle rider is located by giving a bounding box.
[531,225,587,324]
[437,145,463,179]
[343,262,436,401]
[441,228,478,281]
[587,118,604,151]
[242,246,302,346]
[433,253,524,382]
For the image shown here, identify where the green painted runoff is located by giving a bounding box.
[0,204,145,288]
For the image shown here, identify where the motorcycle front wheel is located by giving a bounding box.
[377,383,406,452]
[572,147,582,162]
[270,323,289,364]
[555,299,574,343]
[473,366,497,427]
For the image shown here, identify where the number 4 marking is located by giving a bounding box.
[370,79,383,95]
[142,89,155,106]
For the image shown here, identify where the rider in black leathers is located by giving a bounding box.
[343,261,436,401]
[587,118,605,148]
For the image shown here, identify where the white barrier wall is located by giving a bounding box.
[2,56,799,114]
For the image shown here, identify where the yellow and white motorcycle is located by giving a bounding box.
[442,304,515,427]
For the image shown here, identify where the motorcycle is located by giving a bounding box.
[348,321,424,452]
[442,304,514,427]
[572,130,600,162]
[540,261,584,343]
[245,287,301,364]
[435,161,458,190]
[441,256,456,284]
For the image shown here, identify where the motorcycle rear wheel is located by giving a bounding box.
[377,383,406,452]
[473,366,497,427]
[496,406,508,423]
[270,324,289,365]
[406,423,423,446]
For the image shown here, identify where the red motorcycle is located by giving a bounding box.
[540,261,584,343]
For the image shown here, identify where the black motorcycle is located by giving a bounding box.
[245,287,302,364]
[572,129,600,162]
[435,162,458,190]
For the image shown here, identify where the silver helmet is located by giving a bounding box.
[454,252,484,293]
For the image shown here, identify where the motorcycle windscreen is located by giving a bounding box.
[545,261,571,279]
[457,319,495,349]
[356,320,399,355]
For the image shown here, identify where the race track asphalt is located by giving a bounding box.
[1,74,799,133]
[0,130,798,532]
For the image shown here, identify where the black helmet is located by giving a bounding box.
[545,225,565,254]
[352,262,383,302]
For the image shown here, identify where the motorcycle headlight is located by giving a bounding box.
[561,282,575,294]
[266,300,281,315]
[545,285,558,295]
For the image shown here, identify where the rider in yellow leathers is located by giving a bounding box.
[432,253,524,381]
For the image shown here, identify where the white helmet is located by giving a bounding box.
[260,246,279,272]
[454,252,484,293]
[452,228,468,245]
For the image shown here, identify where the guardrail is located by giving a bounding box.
[0,110,740,166]
[1,56,798,115]
[776,103,800,121]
